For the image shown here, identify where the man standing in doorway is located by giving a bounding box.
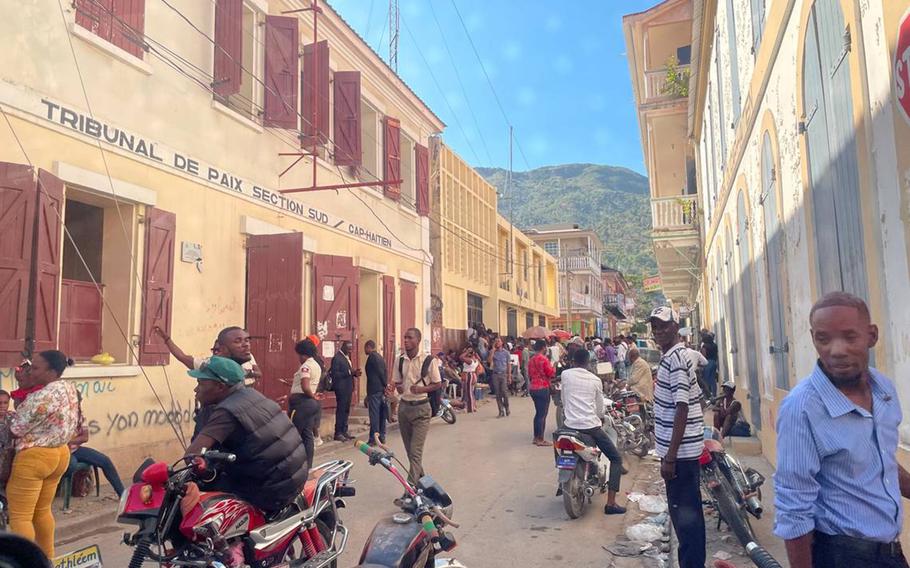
[651,307,705,568]
[394,328,443,488]
[330,341,361,442]
[774,292,909,568]
[364,341,388,445]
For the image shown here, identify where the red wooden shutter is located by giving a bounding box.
[264,16,299,130]
[139,208,176,365]
[415,143,429,216]
[333,70,362,166]
[111,0,146,58]
[213,0,242,97]
[384,117,401,200]
[400,280,416,333]
[301,40,330,145]
[0,163,37,366]
[31,170,64,355]
[60,279,103,360]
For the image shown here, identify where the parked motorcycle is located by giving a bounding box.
[353,437,462,568]
[607,391,653,457]
[118,450,354,567]
[552,425,612,519]
[436,380,457,425]
[699,429,782,568]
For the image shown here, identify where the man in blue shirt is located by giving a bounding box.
[774,292,910,568]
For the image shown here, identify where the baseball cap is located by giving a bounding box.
[722,380,736,390]
[188,356,244,385]
[649,306,680,324]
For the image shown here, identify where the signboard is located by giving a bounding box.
[54,545,103,568]
[643,275,662,292]
[895,7,910,125]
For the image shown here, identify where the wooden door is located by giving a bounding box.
[313,254,360,408]
[761,133,790,390]
[399,281,416,336]
[382,275,396,378]
[245,233,303,404]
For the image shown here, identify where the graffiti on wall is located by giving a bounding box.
[99,399,195,437]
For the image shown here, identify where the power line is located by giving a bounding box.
[447,0,534,172]
[426,0,495,166]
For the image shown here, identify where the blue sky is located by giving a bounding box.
[327,0,659,174]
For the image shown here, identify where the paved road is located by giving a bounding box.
[56,395,638,566]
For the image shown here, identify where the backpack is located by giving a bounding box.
[398,355,440,407]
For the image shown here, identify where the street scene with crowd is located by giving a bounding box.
[4,0,910,567]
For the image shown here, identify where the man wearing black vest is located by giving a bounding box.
[330,341,361,442]
[185,357,308,513]
[394,328,443,487]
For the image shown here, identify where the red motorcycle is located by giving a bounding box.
[117,450,354,568]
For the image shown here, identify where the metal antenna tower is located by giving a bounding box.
[389,0,400,71]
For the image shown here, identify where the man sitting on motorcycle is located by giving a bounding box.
[561,348,627,515]
[185,357,309,513]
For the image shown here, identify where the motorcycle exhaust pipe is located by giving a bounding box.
[745,495,763,516]
[584,486,595,498]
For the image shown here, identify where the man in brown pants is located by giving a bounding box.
[392,328,442,491]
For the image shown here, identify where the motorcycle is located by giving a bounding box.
[552,424,612,519]
[436,380,457,425]
[353,437,463,568]
[607,391,653,457]
[699,428,782,568]
[118,450,354,567]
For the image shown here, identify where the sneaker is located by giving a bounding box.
[334,434,348,442]
[604,504,627,515]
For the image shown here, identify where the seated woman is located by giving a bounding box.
[65,427,124,501]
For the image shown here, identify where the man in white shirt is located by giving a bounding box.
[614,336,629,381]
[561,348,626,515]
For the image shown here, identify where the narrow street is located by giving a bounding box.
[56,397,642,567]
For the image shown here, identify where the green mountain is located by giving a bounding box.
[477,163,657,279]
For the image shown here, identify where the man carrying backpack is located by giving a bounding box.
[393,328,443,489]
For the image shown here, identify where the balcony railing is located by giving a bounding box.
[558,255,600,273]
[644,65,690,103]
[651,195,698,232]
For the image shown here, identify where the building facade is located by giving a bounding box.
[0,0,443,471]
[602,267,635,338]
[430,140,558,347]
[623,0,701,308]
[526,224,604,336]
[628,0,910,511]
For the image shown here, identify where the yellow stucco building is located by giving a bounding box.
[0,0,443,470]
[429,140,558,349]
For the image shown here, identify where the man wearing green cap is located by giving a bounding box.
[185,357,309,513]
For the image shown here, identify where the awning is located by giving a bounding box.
[606,305,627,320]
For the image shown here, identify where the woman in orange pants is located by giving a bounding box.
[8,351,80,558]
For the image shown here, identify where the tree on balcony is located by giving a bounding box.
[660,55,690,98]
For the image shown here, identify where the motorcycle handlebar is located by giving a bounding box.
[203,451,237,463]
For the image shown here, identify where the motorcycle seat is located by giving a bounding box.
[552,428,597,448]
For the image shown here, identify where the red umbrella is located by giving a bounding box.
[551,329,572,340]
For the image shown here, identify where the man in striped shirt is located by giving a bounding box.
[774,292,909,568]
[651,306,705,568]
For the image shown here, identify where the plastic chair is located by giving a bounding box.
[60,462,100,510]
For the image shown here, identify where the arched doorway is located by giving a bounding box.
[802,0,867,298]
[736,191,762,429]
[761,132,791,390]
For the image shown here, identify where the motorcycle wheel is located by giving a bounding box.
[441,407,457,424]
[562,465,586,519]
[710,473,756,548]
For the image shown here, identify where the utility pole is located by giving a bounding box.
[389,0,399,72]
[508,126,513,277]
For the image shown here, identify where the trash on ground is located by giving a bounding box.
[713,550,733,560]
[625,522,665,542]
[643,512,669,525]
[603,541,652,557]
[638,494,668,513]
[626,492,645,502]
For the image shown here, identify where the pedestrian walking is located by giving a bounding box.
[700,332,719,399]
[7,351,80,559]
[460,346,481,412]
[528,340,555,446]
[364,340,389,445]
[774,292,909,568]
[394,328,443,487]
[488,337,511,417]
[286,339,322,470]
[561,348,626,515]
[614,336,629,381]
[329,341,361,442]
[650,307,705,568]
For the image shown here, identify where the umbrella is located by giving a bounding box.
[552,329,572,340]
[522,326,552,339]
